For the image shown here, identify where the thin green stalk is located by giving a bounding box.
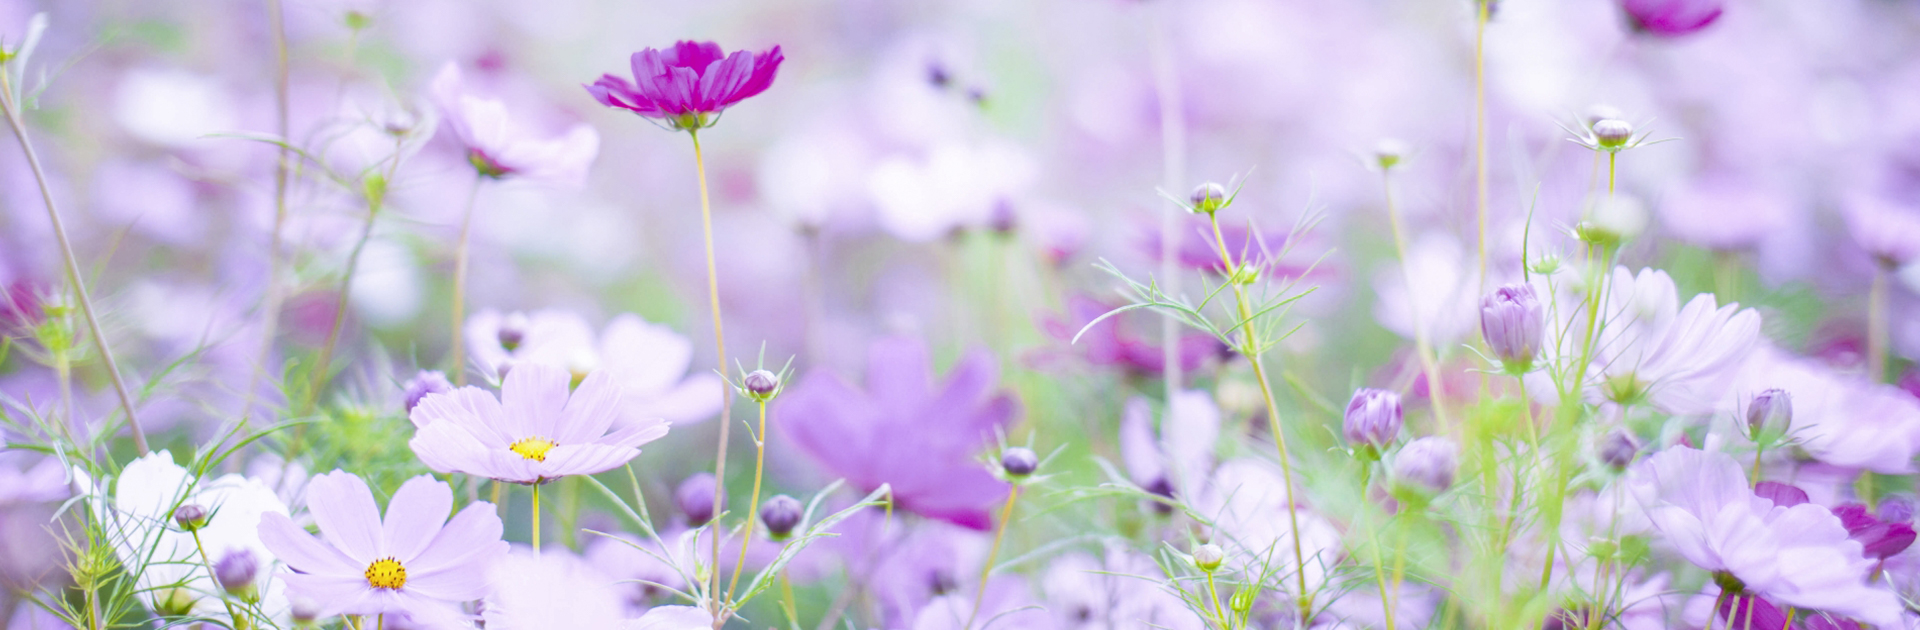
[0,72,148,454]
[689,129,736,627]
[779,569,802,630]
[302,188,382,416]
[1205,214,1311,621]
[1381,168,1450,430]
[531,483,541,554]
[188,529,245,629]
[964,485,1021,630]
[1359,467,1395,630]
[448,175,484,385]
[726,399,771,602]
[1473,0,1491,289]
[1205,571,1229,629]
[240,0,293,428]
[1870,266,1888,382]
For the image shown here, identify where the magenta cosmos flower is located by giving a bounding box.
[584,41,784,130]
[409,363,669,484]
[1621,0,1724,37]
[256,472,507,626]
[778,337,1019,530]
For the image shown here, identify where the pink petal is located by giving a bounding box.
[502,363,570,440]
[307,471,385,561]
[257,512,361,576]
[407,501,506,578]
[382,475,454,561]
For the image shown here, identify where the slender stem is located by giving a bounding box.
[449,175,484,386]
[689,129,736,625]
[189,529,244,628]
[1206,214,1311,621]
[0,73,148,453]
[303,189,381,416]
[1473,0,1490,290]
[531,483,541,554]
[1870,266,1888,382]
[1381,169,1449,430]
[964,485,1021,630]
[1148,5,1186,393]
[726,399,771,602]
[1360,466,1395,630]
[1608,151,1617,197]
[1752,441,1765,489]
[241,0,293,428]
[1204,571,1229,629]
[1780,607,1796,630]
[780,568,802,630]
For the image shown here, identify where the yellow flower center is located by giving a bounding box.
[509,436,557,462]
[364,557,407,590]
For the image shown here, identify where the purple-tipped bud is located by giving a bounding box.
[1189,182,1227,214]
[402,370,453,415]
[760,494,804,539]
[1343,388,1402,449]
[215,549,259,595]
[1481,284,1545,372]
[1598,430,1639,471]
[1393,437,1459,493]
[1753,482,1809,508]
[676,473,720,526]
[1746,389,1792,437]
[173,504,209,531]
[1192,543,1224,572]
[743,369,781,402]
[1591,119,1633,150]
[1001,447,1039,477]
[498,312,529,351]
[1621,0,1724,38]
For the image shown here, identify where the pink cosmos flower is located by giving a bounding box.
[256,472,507,627]
[778,336,1019,530]
[1036,295,1225,379]
[466,309,722,427]
[1727,346,1920,474]
[408,363,668,484]
[430,62,599,186]
[1624,446,1903,626]
[1590,267,1760,415]
[584,41,784,129]
[1620,0,1724,37]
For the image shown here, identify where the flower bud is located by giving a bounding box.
[215,549,259,596]
[1229,262,1262,285]
[1191,543,1224,572]
[1189,182,1228,214]
[1746,389,1792,438]
[291,596,322,625]
[402,370,453,415]
[1591,119,1633,150]
[155,587,197,616]
[1598,429,1639,471]
[173,504,209,531]
[1393,437,1459,494]
[1001,447,1039,477]
[498,312,529,351]
[1480,284,1544,373]
[744,369,781,402]
[1343,388,1402,449]
[676,473,720,526]
[1585,104,1624,128]
[760,494,804,540]
[1373,138,1408,170]
[1881,496,1915,523]
[1577,195,1647,245]
[496,358,517,381]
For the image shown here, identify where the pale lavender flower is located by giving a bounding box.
[633,606,714,629]
[1392,436,1459,493]
[430,62,598,186]
[1728,346,1920,474]
[257,472,507,626]
[1041,547,1204,629]
[1480,283,1543,372]
[1625,446,1902,626]
[408,363,668,484]
[401,370,452,415]
[482,551,627,630]
[1117,391,1220,504]
[1343,388,1403,449]
[1374,235,1483,346]
[1591,267,1760,415]
[583,532,692,616]
[1844,193,1920,268]
[1199,458,1343,596]
[466,309,722,426]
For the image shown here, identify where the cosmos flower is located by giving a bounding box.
[1199,458,1344,597]
[1844,193,1920,269]
[256,472,507,626]
[1727,346,1920,474]
[430,62,599,186]
[1590,267,1760,415]
[1118,391,1221,504]
[1037,295,1225,379]
[101,451,291,622]
[1624,446,1902,626]
[778,336,1019,529]
[408,363,669,484]
[466,309,722,426]
[584,40,784,130]
[1620,0,1724,37]
[483,551,627,630]
[1041,545,1205,629]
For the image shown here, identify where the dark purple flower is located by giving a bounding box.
[401,370,453,415]
[1000,447,1038,477]
[585,41,784,130]
[676,472,719,526]
[1598,429,1639,471]
[1754,481,1809,508]
[778,337,1019,530]
[759,494,803,539]
[1621,0,1724,37]
[214,549,258,595]
[1479,283,1543,372]
[1343,388,1402,449]
[1831,503,1918,560]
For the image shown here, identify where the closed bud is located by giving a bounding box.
[1343,388,1402,449]
[1585,104,1624,128]
[676,473,720,526]
[1393,437,1459,494]
[1189,182,1228,214]
[498,312,529,351]
[1598,430,1639,471]
[760,494,804,540]
[402,370,453,415]
[215,549,259,597]
[1373,138,1408,170]
[1192,543,1225,572]
[1001,447,1039,477]
[1591,119,1633,150]
[1746,389,1792,437]
[173,504,209,531]
[744,369,781,402]
[155,587,197,617]
[1578,195,1647,245]
[1480,284,1544,373]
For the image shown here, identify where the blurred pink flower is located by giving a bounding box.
[408,363,668,484]
[1621,0,1724,37]
[430,62,598,186]
[1625,446,1902,626]
[1728,346,1920,474]
[1844,193,1920,268]
[466,309,722,426]
[1036,295,1225,379]
[585,41,784,128]
[257,472,507,626]
[482,551,626,629]
[778,337,1018,529]
[1590,267,1760,415]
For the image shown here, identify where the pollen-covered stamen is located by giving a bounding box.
[509,436,557,462]
[364,557,407,590]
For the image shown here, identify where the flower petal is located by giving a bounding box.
[382,475,454,561]
[306,471,385,561]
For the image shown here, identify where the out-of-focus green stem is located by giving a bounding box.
[1473,0,1490,289]
[964,485,1021,630]
[1869,266,1888,382]
[726,399,771,602]
[449,175,483,386]
[1381,168,1450,430]
[689,129,736,628]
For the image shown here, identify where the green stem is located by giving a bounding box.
[1870,266,1888,382]
[1360,466,1396,630]
[449,175,484,386]
[689,129,736,627]
[1381,168,1449,430]
[1474,0,1491,289]
[964,485,1021,630]
[531,483,541,554]
[726,399,771,603]
[1205,570,1229,629]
